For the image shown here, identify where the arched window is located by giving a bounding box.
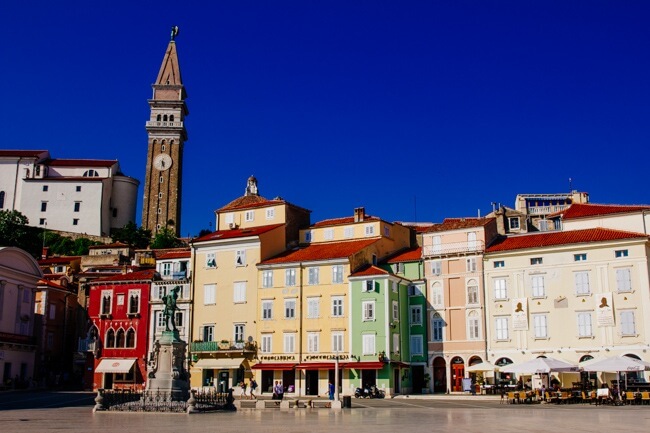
[431,313,444,342]
[163,115,168,121]
[169,115,174,122]
[156,114,161,121]
[83,170,99,177]
[467,279,479,304]
[126,328,136,348]
[116,329,125,347]
[431,282,443,307]
[467,310,480,340]
[0,191,4,209]
[106,329,115,348]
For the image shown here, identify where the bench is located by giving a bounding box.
[310,400,332,408]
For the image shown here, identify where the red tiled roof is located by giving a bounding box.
[560,203,650,220]
[217,194,282,212]
[46,159,117,167]
[312,215,381,228]
[39,256,81,265]
[0,150,48,158]
[192,224,285,243]
[90,269,158,283]
[486,228,648,253]
[88,242,129,249]
[425,217,495,232]
[386,247,422,263]
[261,239,379,265]
[350,265,389,277]
[156,250,191,260]
[26,176,106,182]
[37,279,69,290]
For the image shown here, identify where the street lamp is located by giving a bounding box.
[334,350,340,403]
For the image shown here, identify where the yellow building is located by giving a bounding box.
[188,177,310,390]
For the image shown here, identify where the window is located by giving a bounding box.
[365,280,374,292]
[283,333,295,353]
[235,250,246,266]
[106,329,115,347]
[616,268,632,292]
[308,267,319,285]
[533,314,548,338]
[530,257,543,265]
[431,314,444,342]
[225,213,234,225]
[362,334,375,355]
[0,191,4,209]
[233,281,246,303]
[205,253,216,268]
[332,332,344,352]
[467,232,477,250]
[74,202,81,212]
[466,258,477,272]
[392,301,399,321]
[468,312,480,340]
[508,217,520,230]
[574,272,590,295]
[362,300,375,321]
[76,186,81,192]
[203,284,216,305]
[494,261,505,268]
[262,270,273,288]
[48,304,56,320]
[234,324,245,342]
[577,312,593,337]
[410,335,423,356]
[531,275,545,297]
[245,210,254,222]
[331,296,343,317]
[372,254,377,265]
[539,220,549,231]
[304,230,312,242]
[39,218,46,225]
[467,280,479,304]
[262,300,273,319]
[284,299,296,319]
[324,228,334,240]
[431,282,443,306]
[615,249,629,258]
[202,325,214,342]
[344,227,354,238]
[408,284,423,296]
[410,306,422,325]
[307,332,319,353]
[365,225,375,236]
[495,317,509,341]
[620,311,636,336]
[101,291,112,315]
[128,290,140,314]
[396,262,405,274]
[126,329,136,348]
[162,262,172,276]
[281,268,295,286]
[494,278,507,300]
[116,329,125,347]
[574,253,587,262]
[332,265,344,284]
[72,219,79,226]
[41,202,47,212]
[307,297,320,318]
[265,208,275,220]
[160,176,163,183]
[42,185,48,192]
[432,236,441,254]
[261,335,272,353]
[431,261,442,276]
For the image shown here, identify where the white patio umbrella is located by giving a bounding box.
[466,361,499,373]
[501,357,579,374]
[580,356,650,392]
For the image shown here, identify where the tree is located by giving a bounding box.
[111,222,151,249]
[0,210,41,257]
[150,227,183,249]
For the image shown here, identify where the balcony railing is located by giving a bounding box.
[423,240,485,257]
[161,271,188,280]
[527,204,569,215]
[191,340,256,353]
[145,121,184,128]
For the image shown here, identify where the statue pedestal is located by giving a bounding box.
[145,331,189,401]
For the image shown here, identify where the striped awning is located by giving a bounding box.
[251,363,296,371]
[95,358,137,373]
[194,358,245,370]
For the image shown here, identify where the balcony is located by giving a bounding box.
[78,337,98,352]
[191,340,256,353]
[145,120,184,128]
[527,204,569,215]
[161,270,188,281]
[423,240,485,257]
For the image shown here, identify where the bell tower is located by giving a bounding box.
[142,28,188,236]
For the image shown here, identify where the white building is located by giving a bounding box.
[0,150,139,236]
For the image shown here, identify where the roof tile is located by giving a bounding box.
[262,239,379,264]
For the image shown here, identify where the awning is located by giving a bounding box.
[342,361,385,370]
[95,358,137,373]
[251,363,296,371]
[194,358,245,370]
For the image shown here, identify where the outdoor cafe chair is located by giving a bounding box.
[625,391,636,405]
[642,392,650,405]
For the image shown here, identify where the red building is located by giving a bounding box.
[87,269,158,391]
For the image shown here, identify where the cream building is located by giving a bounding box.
[188,177,310,390]
[421,217,498,393]
[484,228,650,388]
[553,203,650,234]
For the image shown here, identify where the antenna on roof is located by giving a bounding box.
[568,177,573,192]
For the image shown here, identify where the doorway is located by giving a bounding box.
[261,370,273,394]
[451,357,465,392]
[362,369,376,387]
[282,369,295,393]
[218,371,229,393]
[305,370,318,395]
[433,357,446,393]
[412,365,424,393]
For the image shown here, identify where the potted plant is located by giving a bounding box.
[422,373,431,394]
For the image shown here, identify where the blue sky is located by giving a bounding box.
[3,1,649,236]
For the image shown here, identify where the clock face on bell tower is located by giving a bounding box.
[141,34,188,236]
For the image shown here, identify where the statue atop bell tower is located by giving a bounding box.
[142,28,188,236]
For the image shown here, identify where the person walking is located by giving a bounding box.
[250,377,258,399]
[240,380,247,399]
[328,381,335,400]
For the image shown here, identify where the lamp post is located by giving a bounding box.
[334,350,340,402]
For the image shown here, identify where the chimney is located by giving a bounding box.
[354,207,365,223]
[41,246,49,260]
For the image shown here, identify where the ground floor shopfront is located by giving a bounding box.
[93,357,145,391]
